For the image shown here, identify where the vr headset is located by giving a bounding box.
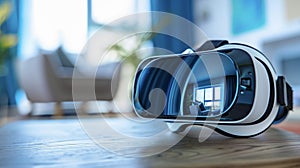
[132,40,293,137]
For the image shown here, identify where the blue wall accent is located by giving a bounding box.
[231,0,266,35]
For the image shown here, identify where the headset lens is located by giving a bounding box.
[134,52,238,119]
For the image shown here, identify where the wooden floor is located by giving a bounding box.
[1,117,300,167]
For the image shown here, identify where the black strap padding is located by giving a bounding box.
[277,76,293,111]
[286,82,293,110]
[195,40,229,52]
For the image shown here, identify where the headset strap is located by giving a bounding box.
[197,40,294,111]
[277,76,293,111]
[195,40,229,52]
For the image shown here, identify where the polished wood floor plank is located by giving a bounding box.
[0,118,300,167]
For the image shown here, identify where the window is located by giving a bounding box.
[88,0,150,34]
[194,85,223,111]
[19,0,87,58]
[91,0,136,24]
[20,0,149,58]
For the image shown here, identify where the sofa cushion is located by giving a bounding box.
[56,47,74,68]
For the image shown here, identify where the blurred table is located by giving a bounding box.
[0,118,300,167]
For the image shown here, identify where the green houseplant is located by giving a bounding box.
[0,2,17,120]
[107,32,154,112]
[110,32,155,69]
[0,2,17,73]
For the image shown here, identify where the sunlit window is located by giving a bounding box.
[20,0,149,59]
[92,0,136,24]
[20,0,87,56]
[195,85,223,111]
[31,0,87,53]
[90,0,150,28]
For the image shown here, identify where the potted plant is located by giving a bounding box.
[110,32,154,69]
[108,32,154,112]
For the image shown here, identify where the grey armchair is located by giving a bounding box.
[17,49,122,116]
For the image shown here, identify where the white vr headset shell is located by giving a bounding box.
[132,40,293,137]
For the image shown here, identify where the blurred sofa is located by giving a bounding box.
[17,47,122,115]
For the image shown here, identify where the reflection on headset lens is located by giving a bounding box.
[134,52,238,119]
[181,53,238,118]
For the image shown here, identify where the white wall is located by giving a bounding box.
[193,0,288,50]
[194,0,232,39]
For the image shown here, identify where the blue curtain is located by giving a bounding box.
[0,0,19,106]
[150,0,194,54]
